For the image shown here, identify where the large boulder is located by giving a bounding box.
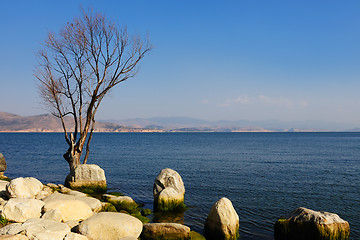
[0,154,6,175]
[43,192,94,222]
[0,218,70,240]
[274,207,350,240]
[6,177,43,199]
[44,191,102,212]
[65,164,106,192]
[204,197,239,240]
[141,223,191,240]
[78,212,143,240]
[153,168,185,211]
[2,198,45,223]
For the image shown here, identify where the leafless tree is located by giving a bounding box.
[35,9,152,172]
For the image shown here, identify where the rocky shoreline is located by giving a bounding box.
[0,154,351,240]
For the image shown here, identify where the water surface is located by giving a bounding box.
[0,132,358,239]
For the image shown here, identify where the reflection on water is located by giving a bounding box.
[152,210,185,224]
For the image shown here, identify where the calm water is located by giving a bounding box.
[0,132,359,239]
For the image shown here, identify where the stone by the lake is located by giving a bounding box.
[65,164,106,190]
[0,235,29,240]
[6,177,43,199]
[43,192,93,222]
[102,194,135,204]
[153,168,185,211]
[274,207,350,240]
[78,212,143,240]
[64,232,89,240]
[41,208,63,222]
[0,223,23,235]
[59,185,87,197]
[141,223,191,240]
[204,197,239,240]
[35,186,53,200]
[0,218,70,240]
[44,191,102,212]
[0,154,6,174]
[2,198,45,223]
[102,194,137,212]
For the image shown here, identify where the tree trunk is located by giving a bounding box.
[63,133,82,172]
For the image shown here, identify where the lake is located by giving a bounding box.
[0,132,359,239]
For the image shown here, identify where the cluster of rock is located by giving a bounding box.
[0,177,143,240]
[152,168,240,240]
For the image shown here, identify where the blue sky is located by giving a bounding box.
[0,1,359,125]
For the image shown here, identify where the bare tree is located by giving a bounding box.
[35,9,152,172]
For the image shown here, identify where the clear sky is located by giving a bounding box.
[1,0,359,126]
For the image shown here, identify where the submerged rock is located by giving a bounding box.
[204,197,239,240]
[274,207,350,240]
[153,168,185,211]
[78,212,143,240]
[141,223,191,240]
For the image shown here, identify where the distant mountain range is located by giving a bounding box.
[0,112,154,133]
[107,117,359,132]
[0,112,359,132]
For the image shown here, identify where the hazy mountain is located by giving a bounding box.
[1,112,359,132]
[108,117,359,132]
[0,112,146,132]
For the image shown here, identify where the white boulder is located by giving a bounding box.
[43,192,93,222]
[153,168,185,211]
[78,212,143,240]
[204,197,239,240]
[6,177,43,199]
[0,218,70,240]
[44,192,101,212]
[2,198,45,223]
[66,164,106,189]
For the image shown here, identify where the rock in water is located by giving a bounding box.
[274,207,350,240]
[204,197,239,240]
[0,153,7,174]
[65,164,107,192]
[153,168,185,211]
[6,177,43,199]
[78,212,143,240]
[141,223,191,240]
